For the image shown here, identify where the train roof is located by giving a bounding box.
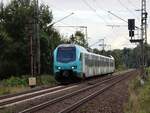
[88,52,114,60]
[57,44,88,52]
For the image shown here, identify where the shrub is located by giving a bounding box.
[124,73,150,113]
[3,76,28,87]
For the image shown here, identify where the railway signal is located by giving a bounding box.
[129,30,134,37]
[128,0,148,81]
[128,19,135,30]
[128,19,135,40]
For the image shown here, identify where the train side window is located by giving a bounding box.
[80,53,83,61]
[100,60,102,66]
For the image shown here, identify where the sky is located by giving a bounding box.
[3,0,150,50]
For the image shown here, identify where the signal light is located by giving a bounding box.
[129,30,134,37]
[128,19,135,30]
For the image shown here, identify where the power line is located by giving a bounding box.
[117,0,140,22]
[81,0,109,25]
[91,0,130,46]
[47,12,74,27]
[92,0,113,21]
[127,0,139,9]
[108,11,141,29]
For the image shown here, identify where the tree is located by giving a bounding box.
[70,31,88,48]
[0,0,64,78]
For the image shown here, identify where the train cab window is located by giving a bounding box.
[57,47,76,63]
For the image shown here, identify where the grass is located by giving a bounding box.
[0,86,29,95]
[116,64,126,71]
[0,75,57,96]
[36,75,58,86]
[124,67,150,113]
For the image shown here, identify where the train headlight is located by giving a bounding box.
[57,66,61,70]
[71,66,77,69]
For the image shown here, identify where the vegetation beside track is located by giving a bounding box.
[0,75,57,95]
[116,65,127,72]
[124,67,150,113]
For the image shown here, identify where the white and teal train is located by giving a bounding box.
[53,44,115,83]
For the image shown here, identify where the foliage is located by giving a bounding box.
[0,76,29,95]
[3,76,28,87]
[0,0,64,78]
[37,75,58,85]
[92,44,150,70]
[70,31,88,48]
[124,73,150,113]
[0,74,57,95]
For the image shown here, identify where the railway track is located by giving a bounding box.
[0,70,135,113]
[0,74,110,108]
[18,70,136,113]
[0,71,118,109]
[0,74,113,110]
[0,84,80,107]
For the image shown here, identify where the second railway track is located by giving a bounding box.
[0,84,80,107]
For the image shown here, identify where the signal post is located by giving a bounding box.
[128,0,148,81]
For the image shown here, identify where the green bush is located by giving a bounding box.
[116,64,126,71]
[1,75,57,87]
[0,75,57,95]
[146,67,150,76]
[2,76,28,87]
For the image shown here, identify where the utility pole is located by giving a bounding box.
[30,30,33,76]
[24,0,34,77]
[141,0,148,78]
[141,0,147,44]
[26,0,37,87]
[33,0,40,75]
[98,39,105,51]
[36,0,40,75]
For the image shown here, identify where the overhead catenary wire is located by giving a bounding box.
[108,11,141,30]
[54,24,87,36]
[47,12,74,27]
[117,0,140,22]
[91,0,126,41]
[81,0,109,25]
[127,0,139,9]
[146,0,150,12]
[43,5,87,36]
[91,0,113,21]
[91,0,130,46]
[84,0,127,48]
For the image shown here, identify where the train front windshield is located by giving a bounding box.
[57,47,76,63]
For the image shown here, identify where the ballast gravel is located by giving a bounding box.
[71,71,139,113]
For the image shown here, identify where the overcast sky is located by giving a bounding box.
[3,0,150,50]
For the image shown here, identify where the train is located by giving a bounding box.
[53,44,115,83]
